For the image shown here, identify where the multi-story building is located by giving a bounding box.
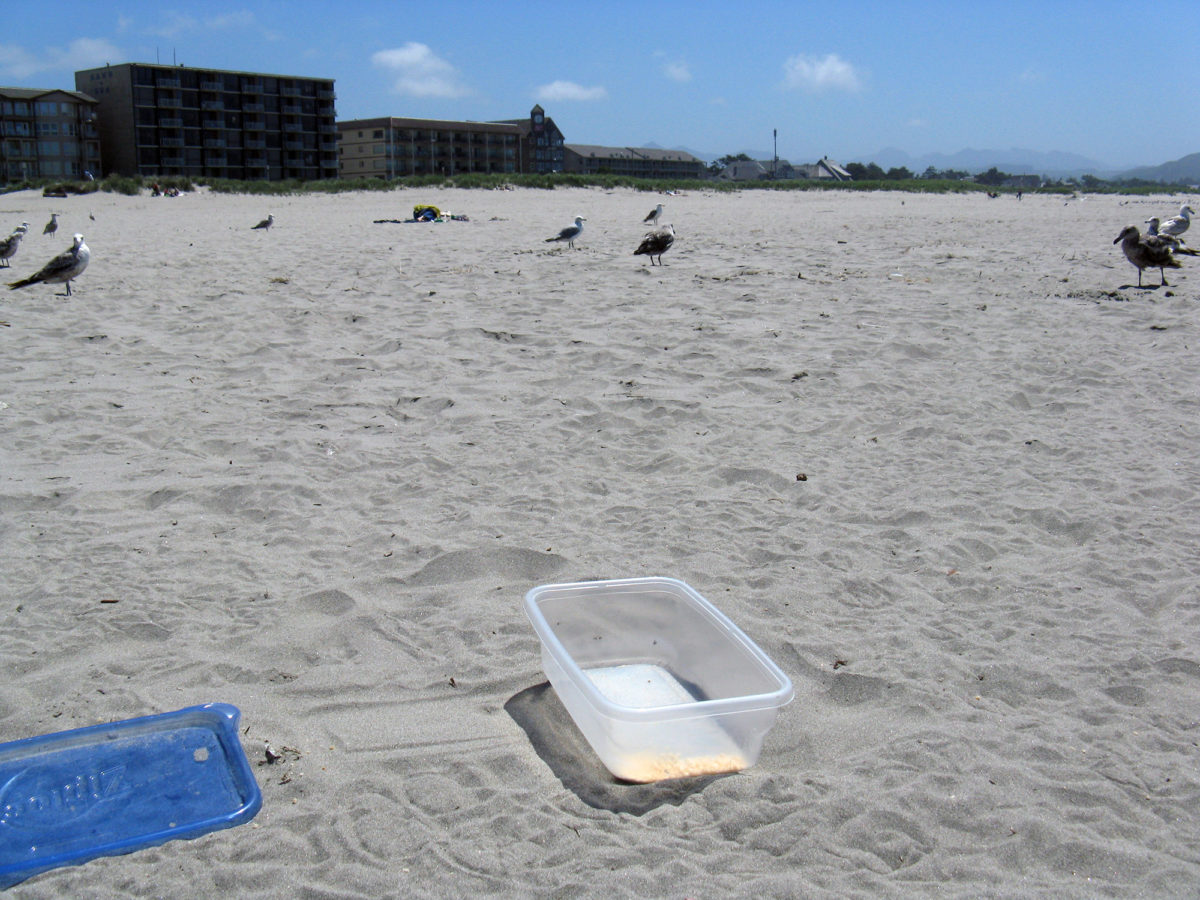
[337,105,564,179]
[563,144,707,179]
[494,105,564,175]
[74,63,338,181]
[0,87,102,182]
[338,116,521,179]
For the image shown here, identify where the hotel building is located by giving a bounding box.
[563,144,707,179]
[0,87,102,181]
[74,63,338,181]
[337,105,565,179]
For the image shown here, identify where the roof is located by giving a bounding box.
[337,116,520,134]
[719,160,771,180]
[75,62,334,84]
[565,144,704,163]
[0,86,98,104]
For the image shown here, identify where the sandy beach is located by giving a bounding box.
[1,184,1198,897]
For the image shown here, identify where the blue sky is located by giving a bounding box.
[5,1,1199,169]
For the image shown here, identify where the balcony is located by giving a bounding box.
[157,77,181,89]
[159,97,183,108]
[283,122,303,133]
[161,156,185,167]
[202,119,225,130]
[281,104,302,115]
[202,100,224,111]
[281,86,303,97]
[243,102,264,113]
[319,123,338,135]
[200,81,224,91]
[161,137,185,147]
[158,117,183,128]
[243,119,266,131]
[205,155,228,167]
[320,141,337,152]
[204,138,227,149]
[242,81,263,92]
[244,138,267,149]
[285,140,304,151]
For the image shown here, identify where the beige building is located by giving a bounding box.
[337,105,565,178]
[338,116,521,178]
[563,144,707,179]
[75,63,338,180]
[1,87,102,181]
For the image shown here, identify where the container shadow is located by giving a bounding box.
[505,682,723,815]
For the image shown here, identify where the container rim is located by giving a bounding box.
[524,576,795,722]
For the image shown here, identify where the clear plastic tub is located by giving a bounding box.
[524,577,793,782]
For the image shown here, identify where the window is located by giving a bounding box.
[373,130,383,138]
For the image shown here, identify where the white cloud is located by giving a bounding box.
[148,12,199,39]
[147,10,259,39]
[0,38,122,80]
[0,45,41,80]
[535,80,607,102]
[782,53,863,92]
[372,42,470,98]
[663,61,691,83]
[207,11,256,30]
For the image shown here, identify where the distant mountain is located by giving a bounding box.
[863,146,1113,177]
[1118,152,1200,185]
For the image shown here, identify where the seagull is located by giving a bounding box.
[0,229,23,267]
[1114,225,1181,287]
[251,214,274,231]
[642,203,664,226]
[1155,204,1194,237]
[43,213,58,236]
[8,233,90,296]
[633,224,675,266]
[1145,217,1197,254]
[11,222,30,236]
[545,215,585,249]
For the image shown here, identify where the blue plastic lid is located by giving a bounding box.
[0,703,262,888]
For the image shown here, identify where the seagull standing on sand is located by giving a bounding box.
[251,214,274,231]
[8,233,90,296]
[642,203,664,226]
[0,229,24,267]
[545,215,585,249]
[43,213,58,236]
[634,224,675,266]
[1155,204,1194,237]
[1114,224,1182,287]
[1145,217,1197,253]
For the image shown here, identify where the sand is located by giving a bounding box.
[1,184,1198,897]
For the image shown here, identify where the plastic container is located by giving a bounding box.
[524,577,793,782]
[0,703,262,888]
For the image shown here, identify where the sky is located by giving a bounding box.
[5,1,1199,170]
